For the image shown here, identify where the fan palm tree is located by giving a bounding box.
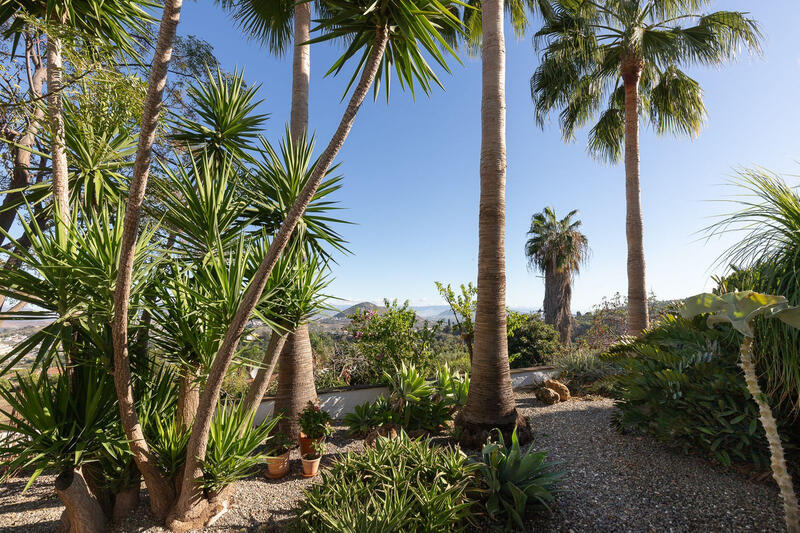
[455,0,533,448]
[525,207,588,344]
[530,0,761,334]
[0,0,153,242]
[460,0,550,51]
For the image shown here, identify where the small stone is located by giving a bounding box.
[535,387,561,405]
[545,379,571,401]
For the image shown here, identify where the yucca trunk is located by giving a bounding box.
[55,467,107,533]
[275,323,317,440]
[740,337,799,532]
[111,0,183,521]
[177,366,200,430]
[241,331,287,416]
[455,0,530,449]
[167,26,389,531]
[290,1,311,142]
[0,41,46,247]
[46,27,70,243]
[622,61,649,335]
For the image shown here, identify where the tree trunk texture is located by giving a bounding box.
[167,27,389,530]
[622,63,649,335]
[177,366,200,430]
[554,271,572,345]
[543,265,557,325]
[290,1,311,142]
[456,0,530,449]
[55,468,108,533]
[740,337,799,533]
[0,41,46,247]
[45,29,70,242]
[111,0,183,521]
[275,323,317,440]
[241,331,287,416]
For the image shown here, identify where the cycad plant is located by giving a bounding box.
[525,207,589,344]
[531,0,762,334]
[681,291,800,533]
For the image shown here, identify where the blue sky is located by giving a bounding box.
[180,1,800,312]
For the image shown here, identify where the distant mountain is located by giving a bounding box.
[333,302,386,319]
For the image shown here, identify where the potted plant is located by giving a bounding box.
[298,401,332,457]
[264,433,292,479]
[301,439,324,478]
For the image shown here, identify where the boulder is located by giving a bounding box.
[364,425,399,447]
[535,387,560,405]
[544,379,570,401]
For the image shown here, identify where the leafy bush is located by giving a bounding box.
[343,363,468,437]
[553,349,619,396]
[507,314,561,368]
[606,315,791,467]
[346,299,439,381]
[297,401,333,439]
[221,366,250,400]
[477,429,563,529]
[293,432,479,532]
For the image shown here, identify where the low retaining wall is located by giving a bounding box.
[254,365,557,425]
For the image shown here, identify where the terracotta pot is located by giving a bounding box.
[299,433,324,457]
[264,451,290,479]
[301,454,321,478]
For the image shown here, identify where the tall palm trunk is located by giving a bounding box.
[46,27,70,243]
[110,0,183,521]
[542,261,557,325]
[622,60,648,335]
[290,2,311,142]
[455,0,530,449]
[740,337,799,533]
[241,332,287,415]
[279,1,318,439]
[274,323,317,440]
[167,26,390,531]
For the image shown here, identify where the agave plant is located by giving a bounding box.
[681,291,800,533]
[477,428,564,529]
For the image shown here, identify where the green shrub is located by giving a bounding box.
[345,299,439,381]
[477,428,563,529]
[221,365,250,400]
[606,314,792,467]
[554,349,619,396]
[293,432,479,532]
[507,315,560,368]
[343,364,468,437]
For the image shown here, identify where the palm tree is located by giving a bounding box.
[525,207,588,344]
[531,0,761,334]
[0,0,153,242]
[166,2,462,528]
[454,0,532,448]
[215,0,313,140]
[461,0,549,51]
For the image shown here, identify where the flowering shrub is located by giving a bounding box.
[297,401,333,439]
[345,299,438,382]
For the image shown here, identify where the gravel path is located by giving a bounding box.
[517,393,785,532]
[0,395,786,532]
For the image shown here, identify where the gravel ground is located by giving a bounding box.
[0,395,786,532]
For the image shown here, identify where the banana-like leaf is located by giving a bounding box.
[681,291,800,337]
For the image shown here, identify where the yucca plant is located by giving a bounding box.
[343,401,378,437]
[682,291,800,532]
[202,403,279,495]
[477,428,564,529]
